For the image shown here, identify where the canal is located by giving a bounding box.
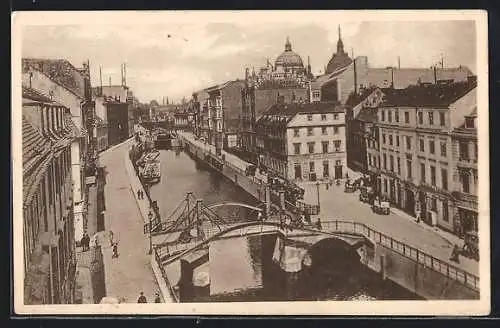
[150,149,420,301]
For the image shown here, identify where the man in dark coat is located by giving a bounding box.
[137,292,147,303]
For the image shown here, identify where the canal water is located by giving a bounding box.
[150,149,420,301]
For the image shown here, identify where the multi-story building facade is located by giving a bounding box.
[255,99,347,181]
[22,87,78,304]
[451,107,478,236]
[192,89,210,140]
[205,80,247,154]
[370,78,477,233]
[345,86,386,173]
[22,58,95,244]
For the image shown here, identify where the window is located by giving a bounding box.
[321,127,327,135]
[396,135,400,147]
[420,163,426,183]
[388,110,392,123]
[430,165,436,186]
[308,142,315,154]
[381,110,385,121]
[307,128,313,136]
[322,141,329,153]
[465,117,475,129]
[474,142,478,159]
[406,136,412,150]
[429,140,435,154]
[334,114,339,120]
[323,160,329,178]
[397,157,401,174]
[428,112,434,125]
[440,142,447,157]
[395,110,399,123]
[321,114,327,121]
[384,179,388,192]
[431,197,437,211]
[418,112,423,125]
[334,140,341,152]
[383,154,387,170]
[441,168,448,190]
[307,114,313,121]
[459,142,469,160]
[293,143,301,155]
[405,111,410,123]
[443,200,449,221]
[419,139,425,152]
[382,134,386,144]
[461,171,470,193]
[368,154,372,166]
[294,129,300,137]
[313,91,320,98]
[407,160,412,178]
[309,161,315,171]
[390,155,394,172]
[333,126,339,134]
[439,112,445,126]
[389,135,393,145]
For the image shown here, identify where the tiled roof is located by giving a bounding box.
[22,86,53,103]
[345,86,386,107]
[379,79,477,108]
[22,116,51,169]
[310,65,351,89]
[265,101,345,115]
[23,58,86,99]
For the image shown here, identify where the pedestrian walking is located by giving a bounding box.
[257,211,263,222]
[154,293,161,303]
[137,189,141,199]
[112,243,119,258]
[416,210,421,223]
[450,244,460,263]
[137,292,147,303]
[316,218,323,230]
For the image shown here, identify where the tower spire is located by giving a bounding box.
[336,25,344,54]
[285,36,292,51]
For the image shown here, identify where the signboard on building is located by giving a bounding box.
[227,134,238,148]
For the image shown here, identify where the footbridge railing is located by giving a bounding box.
[153,220,479,292]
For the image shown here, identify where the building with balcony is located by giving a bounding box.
[22,87,79,304]
[192,88,210,140]
[345,86,387,173]
[369,77,477,233]
[204,80,247,154]
[22,58,95,244]
[451,106,478,236]
[255,98,347,181]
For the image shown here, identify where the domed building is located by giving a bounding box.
[247,37,313,89]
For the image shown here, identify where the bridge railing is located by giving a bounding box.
[320,220,479,291]
[153,247,180,302]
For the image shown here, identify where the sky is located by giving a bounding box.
[21,14,477,104]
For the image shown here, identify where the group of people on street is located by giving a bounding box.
[137,291,162,303]
[80,232,91,251]
[137,189,145,200]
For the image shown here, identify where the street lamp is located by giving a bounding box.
[316,181,321,211]
[148,210,153,255]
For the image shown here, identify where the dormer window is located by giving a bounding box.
[465,117,475,129]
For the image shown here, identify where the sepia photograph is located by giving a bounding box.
[11,10,489,315]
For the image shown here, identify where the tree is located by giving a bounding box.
[150,100,159,107]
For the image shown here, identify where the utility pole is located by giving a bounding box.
[316,181,321,211]
[99,66,103,96]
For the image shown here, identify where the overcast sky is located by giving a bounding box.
[21,15,476,103]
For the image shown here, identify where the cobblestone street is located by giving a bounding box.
[299,181,479,275]
[98,141,160,303]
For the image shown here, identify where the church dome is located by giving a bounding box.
[275,37,304,68]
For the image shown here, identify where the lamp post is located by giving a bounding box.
[148,211,153,255]
[316,181,321,211]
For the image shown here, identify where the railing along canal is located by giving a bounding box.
[153,220,479,291]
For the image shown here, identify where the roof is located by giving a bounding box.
[379,79,477,108]
[22,58,86,99]
[257,101,345,125]
[205,79,246,93]
[345,86,385,107]
[310,65,351,89]
[22,116,51,169]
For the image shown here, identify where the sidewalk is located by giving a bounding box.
[97,141,164,304]
[122,143,175,303]
[75,249,94,304]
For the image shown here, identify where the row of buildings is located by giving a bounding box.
[21,58,138,304]
[186,26,478,237]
